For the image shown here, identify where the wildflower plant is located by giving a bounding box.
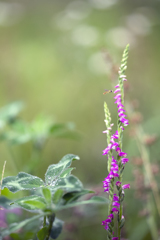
[102,45,130,240]
[0,157,109,239]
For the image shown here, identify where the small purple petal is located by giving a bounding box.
[112,202,120,208]
[103,130,109,134]
[121,158,129,164]
[114,94,121,99]
[116,181,121,186]
[118,108,126,112]
[113,195,119,201]
[114,89,120,93]
[119,152,127,157]
[108,213,114,219]
[112,208,119,213]
[115,84,120,88]
[122,184,130,189]
[116,147,121,153]
[117,103,124,108]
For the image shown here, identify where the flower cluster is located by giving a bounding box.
[114,82,129,127]
[102,131,129,166]
[101,193,121,239]
[103,157,119,193]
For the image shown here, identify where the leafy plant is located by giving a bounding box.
[1,154,109,239]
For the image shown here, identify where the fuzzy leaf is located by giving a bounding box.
[11,196,46,211]
[2,172,45,193]
[42,187,52,204]
[45,154,80,185]
[62,189,94,204]
[50,175,83,192]
[52,189,64,204]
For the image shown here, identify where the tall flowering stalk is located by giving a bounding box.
[102,45,130,240]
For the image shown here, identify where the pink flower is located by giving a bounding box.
[122,184,130,189]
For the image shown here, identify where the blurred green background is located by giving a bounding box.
[1,0,160,239]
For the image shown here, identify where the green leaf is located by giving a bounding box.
[2,172,45,193]
[24,200,46,210]
[12,195,47,211]
[42,187,52,204]
[59,168,74,178]
[1,213,45,237]
[62,189,94,204]
[37,226,48,240]
[55,196,109,211]
[45,154,80,185]
[52,189,64,204]
[51,175,83,192]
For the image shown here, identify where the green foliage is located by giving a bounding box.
[52,189,64,204]
[2,172,45,193]
[45,154,80,185]
[1,154,109,238]
[42,187,52,204]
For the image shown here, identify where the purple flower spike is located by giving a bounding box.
[122,184,130,189]
[112,238,119,240]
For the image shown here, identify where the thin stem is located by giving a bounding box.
[0,161,6,196]
[43,216,46,228]
[46,214,55,240]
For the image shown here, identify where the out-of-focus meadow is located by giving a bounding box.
[1,0,160,239]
